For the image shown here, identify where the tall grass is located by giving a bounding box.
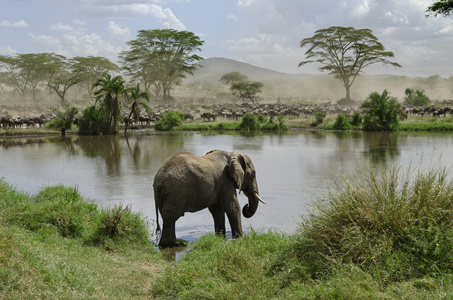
[289,164,453,282]
[0,181,162,299]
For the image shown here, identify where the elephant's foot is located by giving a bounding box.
[158,238,188,249]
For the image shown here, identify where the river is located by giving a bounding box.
[1,130,452,243]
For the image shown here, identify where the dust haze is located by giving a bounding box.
[1,57,453,118]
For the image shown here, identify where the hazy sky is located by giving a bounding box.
[1,0,452,77]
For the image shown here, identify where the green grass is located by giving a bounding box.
[399,121,453,131]
[151,164,453,299]
[0,181,162,299]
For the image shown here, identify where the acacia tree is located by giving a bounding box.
[219,72,248,85]
[71,56,119,98]
[299,26,401,101]
[41,53,86,104]
[426,0,453,16]
[231,81,263,104]
[120,29,204,101]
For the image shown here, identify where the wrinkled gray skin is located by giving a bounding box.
[153,150,264,248]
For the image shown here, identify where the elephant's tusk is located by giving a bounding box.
[255,193,266,204]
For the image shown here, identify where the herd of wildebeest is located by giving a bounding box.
[1,100,453,130]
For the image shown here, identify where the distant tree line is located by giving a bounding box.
[0,29,204,105]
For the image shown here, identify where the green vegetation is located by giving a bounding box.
[426,0,453,17]
[299,26,401,101]
[155,111,184,131]
[399,118,453,131]
[231,81,264,104]
[46,103,79,130]
[361,90,401,131]
[77,103,110,135]
[311,111,326,126]
[120,29,204,100]
[151,164,453,299]
[403,88,431,106]
[0,181,162,299]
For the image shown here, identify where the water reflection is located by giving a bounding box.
[1,130,453,242]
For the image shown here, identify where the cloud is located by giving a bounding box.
[227,13,238,21]
[1,20,28,28]
[28,31,122,62]
[0,45,16,55]
[50,22,74,32]
[75,1,185,29]
[107,21,131,41]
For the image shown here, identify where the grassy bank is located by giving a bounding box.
[152,164,453,299]
[3,164,453,298]
[0,181,163,299]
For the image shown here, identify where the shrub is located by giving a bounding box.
[90,205,150,248]
[155,111,184,131]
[285,164,453,282]
[257,113,268,123]
[350,111,363,126]
[46,104,79,130]
[239,112,261,130]
[78,103,109,135]
[361,90,401,131]
[312,111,326,126]
[332,113,352,130]
[403,88,431,107]
[6,185,98,238]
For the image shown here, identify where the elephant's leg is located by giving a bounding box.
[209,202,226,236]
[159,218,177,247]
[223,197,243,238]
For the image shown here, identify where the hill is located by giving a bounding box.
[185,57,306,83]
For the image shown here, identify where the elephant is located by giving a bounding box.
[153,149,265,247]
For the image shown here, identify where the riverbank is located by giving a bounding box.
[2,163,453,298]
[2,115,453,138]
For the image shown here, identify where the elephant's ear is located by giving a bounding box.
[229,151,245,192]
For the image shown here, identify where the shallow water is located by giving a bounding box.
[1,130,453,244]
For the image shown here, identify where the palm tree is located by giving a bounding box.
[92,73,125,134]
[123,83,150,134]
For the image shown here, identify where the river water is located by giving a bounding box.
[1,130,453,243]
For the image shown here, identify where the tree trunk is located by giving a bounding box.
[345,84,351,101]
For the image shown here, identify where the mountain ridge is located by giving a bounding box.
[186,57,306,83]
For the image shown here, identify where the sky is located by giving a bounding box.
[1,0,452,77]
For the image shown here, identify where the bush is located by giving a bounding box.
[361,90,401,131]
[46,104,79,130]
[5,185,98,238]
[155,111,184,131]
[239,112,261,130]
[284,165,453,282]
[403,88,431,107]
[78,103,109,135]
[332,113,352,130]
[257,113,268,123]
[312,111,326,126]
[350,111,363,126]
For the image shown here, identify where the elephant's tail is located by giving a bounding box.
[155,197,162,243]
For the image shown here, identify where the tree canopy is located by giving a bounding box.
[120,29,204,101]
[426,0,453,17]
[299,26,401,101]
[231,81,263,104]
[219,72,248,85]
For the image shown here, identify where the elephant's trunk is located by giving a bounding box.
[242,192,265,218]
